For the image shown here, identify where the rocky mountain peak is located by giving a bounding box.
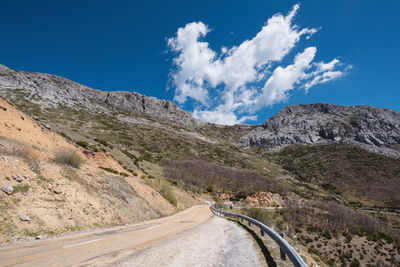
[0,64,203,127]
[239,103,400,157]
[0,64,11,71]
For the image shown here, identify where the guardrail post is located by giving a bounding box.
[260,229,264,236]
[280,233,286,261]
[248,220,251,226]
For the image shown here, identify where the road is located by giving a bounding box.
[0,205,212,267]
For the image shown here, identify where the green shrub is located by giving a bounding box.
[326,259,336,267]
[13,184,30,193]
[161,182,178,207]
[322,230,332,239]
[349,258,360,267]
[89,145,99,152]
[99,167,119,174]
[299,235,312,244]
[94,138,110,147]
[207,184,213,193]
[308,245,321,256]
[120,172,129,177]
[54,149,85,168]
[59,132,72,140]
[75,140,89,149]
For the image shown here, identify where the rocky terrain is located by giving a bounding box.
[239,103,400,157]
[0,64,202,127]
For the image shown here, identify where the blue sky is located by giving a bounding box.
[1,0,399,124]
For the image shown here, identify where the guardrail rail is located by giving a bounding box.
[210,206,307,267]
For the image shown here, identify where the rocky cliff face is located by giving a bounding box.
[0,64,202,127]
[238,103,400,157]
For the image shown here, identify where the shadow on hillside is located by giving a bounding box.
[228,218,277,267]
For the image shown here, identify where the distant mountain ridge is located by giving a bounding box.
[2,64,399,157]
[0,64,202,127]
[238,103,400,157]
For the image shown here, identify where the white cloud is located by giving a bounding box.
[254,47,317,110]
[168,5,349,125]
[193,109,257,125]
[303,58,344,91]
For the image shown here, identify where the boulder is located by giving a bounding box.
[18,214,30,221]
[13,175,23,182]
[1,186,13,195]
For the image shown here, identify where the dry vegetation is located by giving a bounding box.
[243,203,400,266]
[161,158,286,199]
[275,144,400,208]
[54,149,85,168]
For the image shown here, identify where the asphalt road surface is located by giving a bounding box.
[0,205,213,267]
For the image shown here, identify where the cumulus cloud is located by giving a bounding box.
[167,5,348,125]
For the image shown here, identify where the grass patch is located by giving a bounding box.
[160,182,178,207]
[13,184,30,193]
[99,166,119,174]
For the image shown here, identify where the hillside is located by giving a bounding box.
[275,144,400,208]
[0,96,198,243]
[239,103,400,157]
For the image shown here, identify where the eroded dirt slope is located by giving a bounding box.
[0,97,185,243]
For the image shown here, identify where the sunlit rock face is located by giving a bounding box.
[238,103,400,157]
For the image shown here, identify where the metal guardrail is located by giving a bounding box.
[210,206,307,267]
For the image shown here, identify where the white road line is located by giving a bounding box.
[145,224,163,230]
[63,238,106,248]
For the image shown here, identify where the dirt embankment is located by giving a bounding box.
[0,97,184,243]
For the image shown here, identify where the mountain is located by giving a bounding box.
[238,103,400,157]
[1,65,399,265]
[0,64,202,127]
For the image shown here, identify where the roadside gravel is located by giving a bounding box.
[116,216,264,267]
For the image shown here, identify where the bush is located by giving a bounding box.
[94,138,110,147]
[349,258,360,267]
[54,149,85,168]
[308,245,321,256]
[59,132,72,140]
[207,184,213,193]
[75,140,89,149]
[160,182,178,207]
[245,208,271,224]
[120,172,129,177]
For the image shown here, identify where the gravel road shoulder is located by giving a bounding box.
[115,216,265,267]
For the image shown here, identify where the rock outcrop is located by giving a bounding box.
[238,103,400,157]
[0,64,202,127]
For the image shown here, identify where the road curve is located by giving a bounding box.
[0,205,212,267]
